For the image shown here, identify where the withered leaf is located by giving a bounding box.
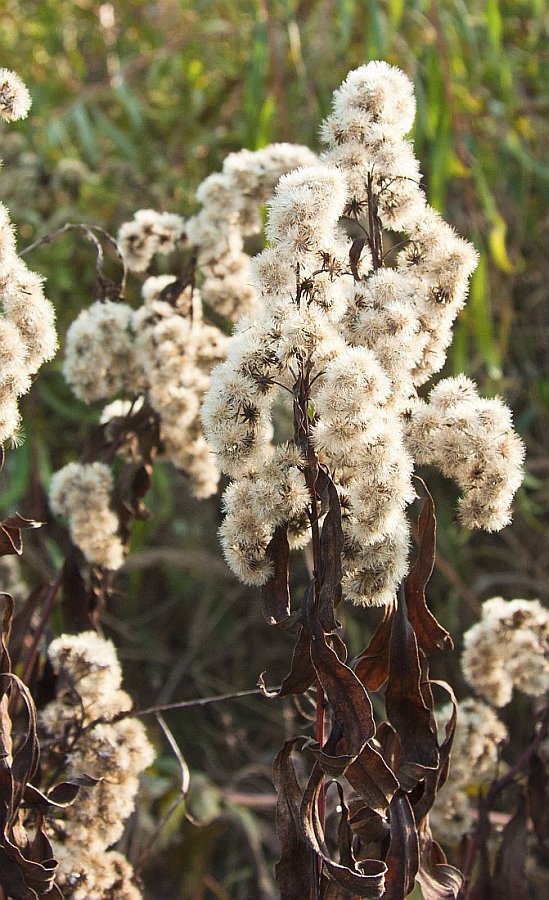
[354,607,394,692]
[416,820,463,900]
[382,791,419,900]
[300,763,386,898]
[272,739,312,900]
[261,525,291,625]
[413,681,457,825]
[0,515,42,558]
[492,794,528,900]
[349,237,367,280]
[346,742,399,816]
[348,803,388,846]
[308,616,375,764]
[317,470,344,632]
[279,626,315,697]
[406,484,452,653]
[385,586,438,791]
[1,674,40,818]
[1,594,14,676]
[335,783,355,870]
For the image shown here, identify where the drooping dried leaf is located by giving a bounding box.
[406,484,452,653]
[308,615,375,766]
[385,586,438,791]
[0,601,59,898]
[261,525,291,625]
[354,607,394,692]
[382,791,419,900]
[491,794,528,900]
[279,626,315,697]
[349,237,367,280]
[412,682,457,825]
[346,742,399,816]
[335,783,355,870]
[0,515,42,558]
[416,819,463,899]
[300,763,386,898]
[272,739,312,899]
[317,470,344,631]
[347,803,388,847]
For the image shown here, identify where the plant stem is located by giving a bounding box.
[294,352,326,891]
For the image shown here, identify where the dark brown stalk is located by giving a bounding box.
[18,568,64,690]
[293,353,326,890]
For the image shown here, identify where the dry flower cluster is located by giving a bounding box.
[40,632,155,899]
[202,61,524,606]
[0,68,57,447]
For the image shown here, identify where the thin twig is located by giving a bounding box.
[105,685,282,725]
[135,712,191,872]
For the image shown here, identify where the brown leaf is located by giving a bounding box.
[308,615,375,766]
[406,484,452,653]
[346,742,399,816]
[261,526,291,625]
[382,791,419,900]
[0,515,42,558]
[412,681,457,824]
[272,739,312,899]
[348,804,388,847]
[416,819,463,900]
[279,626,316,697]
[317,470,344,632]
[354,607,394,692]
[385,586,438,791]
[301,763,386,898]
[492,794,528,900]
[349,237,367,280]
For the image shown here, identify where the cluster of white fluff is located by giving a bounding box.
[0,72,57,446]
[430,698,507,844]
[405,376,524,531]
[186,143,318,321]
[63,279,225,499]
[202,62,524,605]
[0,68,32,123]
[462,597,549,707]
[63,144,319,501]
[49,462,125,570]
[117,144,318,321]
[41,632,155,899]
[117,209,186,272]
[202,163,415,605]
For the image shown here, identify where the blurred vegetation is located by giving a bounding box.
[0,1,548,897]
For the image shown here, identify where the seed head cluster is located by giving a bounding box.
[0,72,57,446]
[430,697,507,844]
[462,596,549,707]
[49,462,125,570]
[202,62,524,605]
[41,632,155,899]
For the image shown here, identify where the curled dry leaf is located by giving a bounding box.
[0,597,60,898]
[300,763,386,898]
[385,585,438,791]
[0,515,42,558]
[406,482,452,654]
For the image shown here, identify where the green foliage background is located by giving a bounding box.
[0,1,548,897]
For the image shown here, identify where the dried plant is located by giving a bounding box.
[0,60,546,900]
